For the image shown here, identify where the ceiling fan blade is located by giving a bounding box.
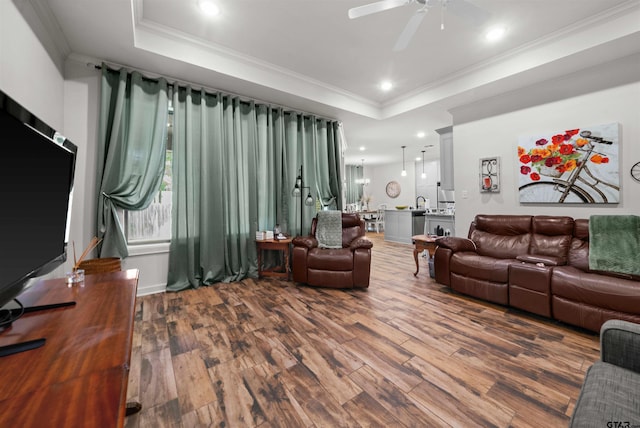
[445,0,490,27]
[348,0,410,20]
[393,10,427,51]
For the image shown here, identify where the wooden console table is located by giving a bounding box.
[412,234,438,276]
[256,238,292,280]
[0,269,139,428]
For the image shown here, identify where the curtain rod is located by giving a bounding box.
[88,61,339,123]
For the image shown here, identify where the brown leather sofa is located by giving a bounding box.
[434,214,640,332]
[292,213,373,288]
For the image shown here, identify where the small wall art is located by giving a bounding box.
[517,123,619,204]
[479,157,500,192]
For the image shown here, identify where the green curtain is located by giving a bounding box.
[167,88,258,290]
[345,164,363,205]
[167,87,343,291]
[314,120,342,210]
[284,114,313,237]
[97,66,168,258]
[282,114,343,235]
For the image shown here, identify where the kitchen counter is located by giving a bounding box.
[425,214,455,237]
[384,209,427,244]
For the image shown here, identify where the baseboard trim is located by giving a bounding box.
[137,282,166,297]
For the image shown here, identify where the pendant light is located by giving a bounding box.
[421,150,426,179]
[355,159,370,185]
[401,145,407,177]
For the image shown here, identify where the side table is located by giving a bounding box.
[256,238,293,280]
[411,234,438,276]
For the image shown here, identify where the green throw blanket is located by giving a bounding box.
[316,211,343,249]
[589,215,640,276]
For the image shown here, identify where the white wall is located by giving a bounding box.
[62,61,100,273]
[2,1,164,295]
[1,0,69,281]
[452,80,640,236]
[364,161,417,209]
[359,159,440,210]
[1,0,64,130]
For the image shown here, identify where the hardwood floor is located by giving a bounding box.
[124,233,599,428]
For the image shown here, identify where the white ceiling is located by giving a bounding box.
[31,0,640,165]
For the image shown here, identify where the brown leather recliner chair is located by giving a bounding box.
[292,213,373,288]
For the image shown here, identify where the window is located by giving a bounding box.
[125,107,173,244]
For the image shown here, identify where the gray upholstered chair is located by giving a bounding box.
[569,319,640,427]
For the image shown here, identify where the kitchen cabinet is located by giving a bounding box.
[437,126,454,191]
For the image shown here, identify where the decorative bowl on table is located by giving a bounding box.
[395,205,408,210]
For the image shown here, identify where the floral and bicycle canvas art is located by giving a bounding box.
[518,123,619,204]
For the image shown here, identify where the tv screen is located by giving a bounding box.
[0,91,76,311]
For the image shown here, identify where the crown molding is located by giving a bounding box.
[28,0,71,59]
[132,0,639,121]
[380,0,640,119]
[59,0,640,124]
[131,0,381,119]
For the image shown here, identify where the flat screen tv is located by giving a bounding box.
[0,90,77,338]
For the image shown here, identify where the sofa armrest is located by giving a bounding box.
[600,319,640,373]
[292,236,318,249]
[350,237,373,251]
[435,236,477,253]
[434,247,452,286]
[516,254,566,266]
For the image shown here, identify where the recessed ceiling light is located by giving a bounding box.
[415,156,422,161]
[359,146,366,151]
[417,131,426,138]
[380,81,393,91]
[486,26,506,42]
[199,0,220,16]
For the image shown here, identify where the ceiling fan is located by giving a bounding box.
[348,0,489,51]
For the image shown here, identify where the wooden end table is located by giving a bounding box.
[256,237,293,280]
[412,234,438,276]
